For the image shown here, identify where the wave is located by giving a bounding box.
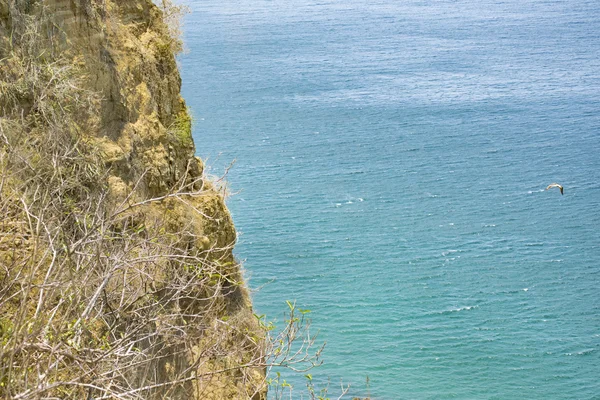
[433,305,480,316]
[565,348,596,356]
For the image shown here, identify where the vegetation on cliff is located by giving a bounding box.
[0,1,324,399]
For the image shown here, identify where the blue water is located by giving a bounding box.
[179,0,600,398]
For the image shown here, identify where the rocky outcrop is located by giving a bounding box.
[0,1,265,398]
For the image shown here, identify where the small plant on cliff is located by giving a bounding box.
[155,0,190,55]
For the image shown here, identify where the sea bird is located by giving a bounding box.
[546,183,563,195]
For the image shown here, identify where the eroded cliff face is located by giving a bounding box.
[0,1,265,398]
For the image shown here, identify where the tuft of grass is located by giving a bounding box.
[170,109,194,148]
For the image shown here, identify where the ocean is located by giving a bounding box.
[178,0,600,398]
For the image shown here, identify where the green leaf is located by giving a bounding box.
[286,300,294,310]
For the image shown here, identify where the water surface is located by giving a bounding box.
[180,1,600,398]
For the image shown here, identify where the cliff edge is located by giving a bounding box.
[0,1,265,398]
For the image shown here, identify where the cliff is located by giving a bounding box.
[0,0,265,398]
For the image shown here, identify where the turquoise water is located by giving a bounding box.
[179,0,600,398]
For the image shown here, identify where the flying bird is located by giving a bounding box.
[546,183,563,195]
